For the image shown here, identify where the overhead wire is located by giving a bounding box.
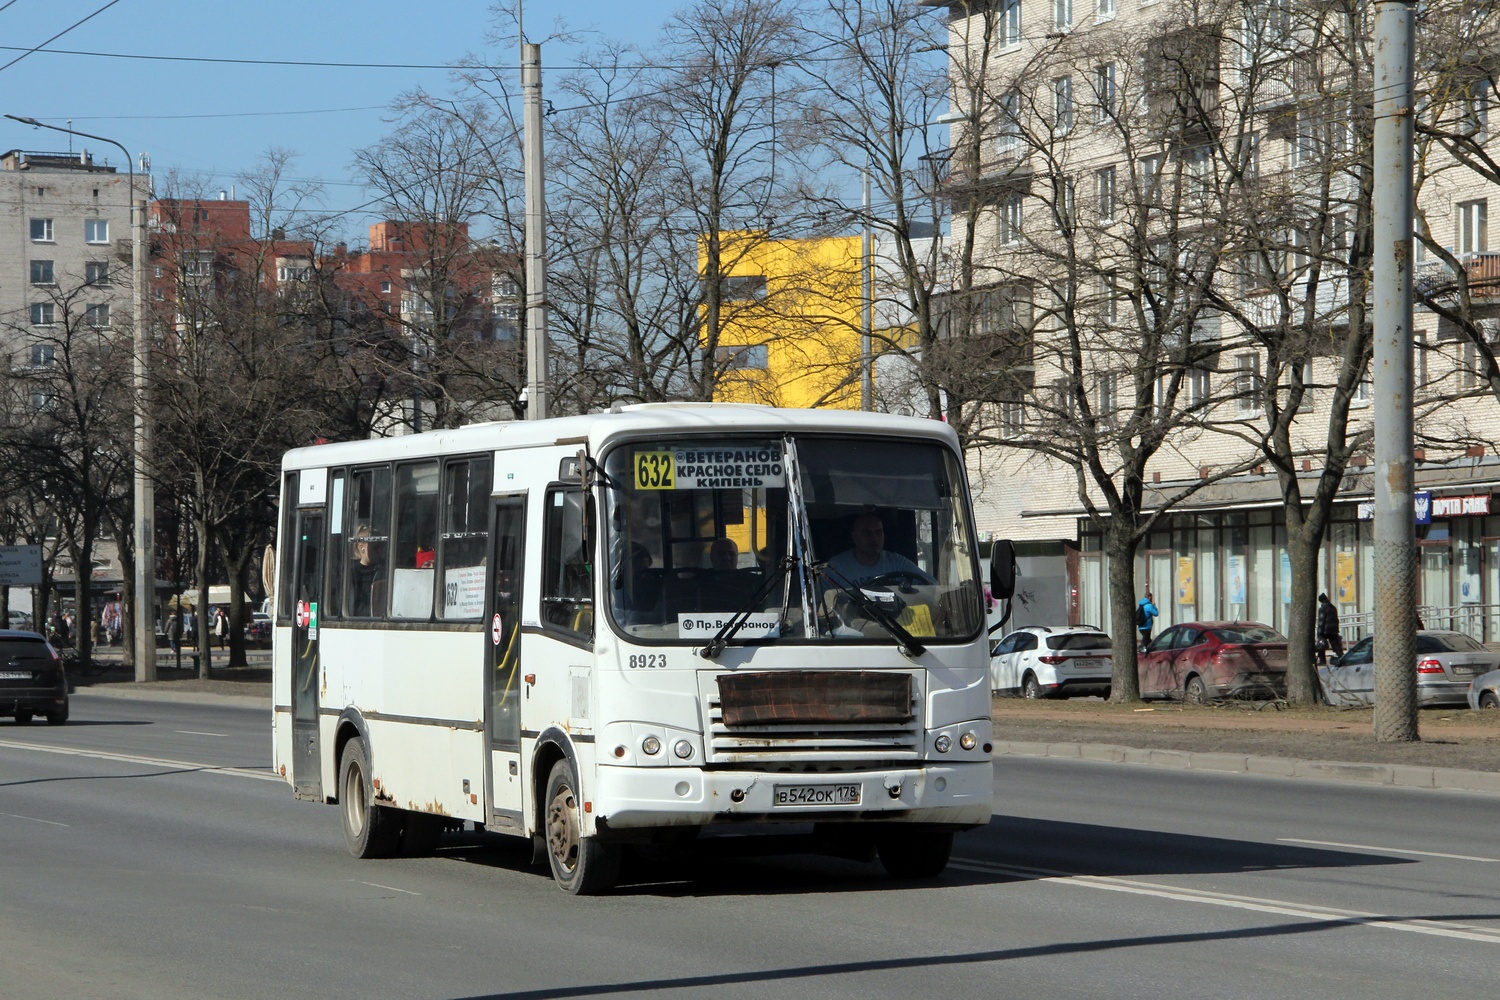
[0,0,124,74]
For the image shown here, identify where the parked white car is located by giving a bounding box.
[990,625,1112,699]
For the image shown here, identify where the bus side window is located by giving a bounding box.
[542,487,592,640]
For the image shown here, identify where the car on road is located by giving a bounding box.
[990,625,1112,699]
[1321,630,1500,707]
[1139,621,1288,702]
[7,610,33,631]
[246,612,271,647]
[0,629,69,725]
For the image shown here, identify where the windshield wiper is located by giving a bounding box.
[819,564,928,658]
[699,556,799,660]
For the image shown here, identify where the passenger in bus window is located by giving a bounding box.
[709,537,739,571]
[350,524,384,616]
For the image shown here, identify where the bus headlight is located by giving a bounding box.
[673,739,694,760]
[934,734,952,753]
[959,731,978,751]
[641,735,662,756]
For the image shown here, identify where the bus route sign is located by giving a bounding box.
[634,445,785,491]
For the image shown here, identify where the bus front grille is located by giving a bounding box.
[700,669,923,763]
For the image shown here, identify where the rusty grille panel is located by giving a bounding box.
[701,670,923,764]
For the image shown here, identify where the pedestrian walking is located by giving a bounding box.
[214,607,229,649]
[1316,592,1344,664]
[1137,591,1159,648]
[167,613,181,654]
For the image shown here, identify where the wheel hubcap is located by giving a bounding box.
[344,762,366,836]
[547,783,580,873]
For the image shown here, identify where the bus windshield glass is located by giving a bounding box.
[602,435,984,645]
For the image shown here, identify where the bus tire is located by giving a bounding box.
[544,758,620,895]
[339,739,401,859]
[876,828,953,880]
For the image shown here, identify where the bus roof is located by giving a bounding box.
[281,403,960,470]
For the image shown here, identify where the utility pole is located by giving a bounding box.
[861,168,873,412]
[522,42,550,420]
[1371,0,1418,741]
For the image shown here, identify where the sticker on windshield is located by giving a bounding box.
[636,445,785,491]
[678,613,781,640]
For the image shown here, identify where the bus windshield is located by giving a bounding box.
[602,434,984,645]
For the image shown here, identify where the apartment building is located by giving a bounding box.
[930,0,1500,638]
[2,148,148,375]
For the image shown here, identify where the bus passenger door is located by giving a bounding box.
[485,495,526,831]
[291,509,325,800]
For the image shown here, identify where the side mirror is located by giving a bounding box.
[989,539,1016,601]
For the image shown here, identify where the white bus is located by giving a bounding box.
[271,403,994,893]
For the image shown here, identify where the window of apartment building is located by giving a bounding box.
[1457,199,1488,256]
[1056,175,1076,230]
[1462,340,1480,390]
[29,260,54,285]
[1053,76,1074,135]
[1096,0,1116,17]
[1053,0,1072,31]
[84,219,109,244]
[380,280,392,293]
[1242,0,1292,63]
[85,261,110,286]
[1100,270,1120,323]
[30,218,53,242]
[715,344,769,370]
[1000,193,1024,245]
[1053,378,1077,419]
[1139,153,1164,206]
[1002,0,1022,47]
[1095,63,1118,122]
[277,263,312,282]
[996,90,1023,156]
[1000,399,1026,438]
[1234,353,1262,415]
[29,344,55,367]
[30,302,55,326]
[85,304,110,329]
[1184,146,1214,203]
[1461,79,1490,139]
[1187,367,1210,410]
[721,274,768,300]
[1096,165,1117,223]
[1097,372,1117,420]
[183,254,214,277]
[31,389,54,413]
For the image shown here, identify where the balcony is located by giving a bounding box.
[1415,253,1500,307]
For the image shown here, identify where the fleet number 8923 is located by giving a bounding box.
[627,654,668,669]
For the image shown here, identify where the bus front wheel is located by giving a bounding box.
[339,739,401,859]
[876,828,953,880]
[544,759,620,895]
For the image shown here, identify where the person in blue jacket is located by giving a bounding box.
[1136,591,1159,647]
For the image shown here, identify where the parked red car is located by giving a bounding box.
[1139,621,1288,702]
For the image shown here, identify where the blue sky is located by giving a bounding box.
[0,1,685,242]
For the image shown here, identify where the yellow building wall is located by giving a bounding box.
[703,232,866,409]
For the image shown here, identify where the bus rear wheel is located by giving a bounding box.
[544,759,620,895]
[876,828,953,880]
[339,739,401,859]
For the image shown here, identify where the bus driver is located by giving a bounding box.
[824,512,934,588]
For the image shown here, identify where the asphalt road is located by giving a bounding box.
[2,693,1498,999]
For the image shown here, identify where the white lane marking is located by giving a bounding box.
[0,737,279,782]
[951,858,1500,945]
[1,812,70,827]
[174,730,226,738]
[1277,838,1500,863]
[351,880,421,896]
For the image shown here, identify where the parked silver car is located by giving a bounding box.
[990,625,1112,699]
[1319,630,1500,707]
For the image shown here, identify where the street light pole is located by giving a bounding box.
[6,115,155,681]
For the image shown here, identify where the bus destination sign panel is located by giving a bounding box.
[634,444,785,491]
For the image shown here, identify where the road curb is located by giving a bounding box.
[74,685,271,710]
[995,739,1500,795]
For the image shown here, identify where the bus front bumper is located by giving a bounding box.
[593,761,993,830]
